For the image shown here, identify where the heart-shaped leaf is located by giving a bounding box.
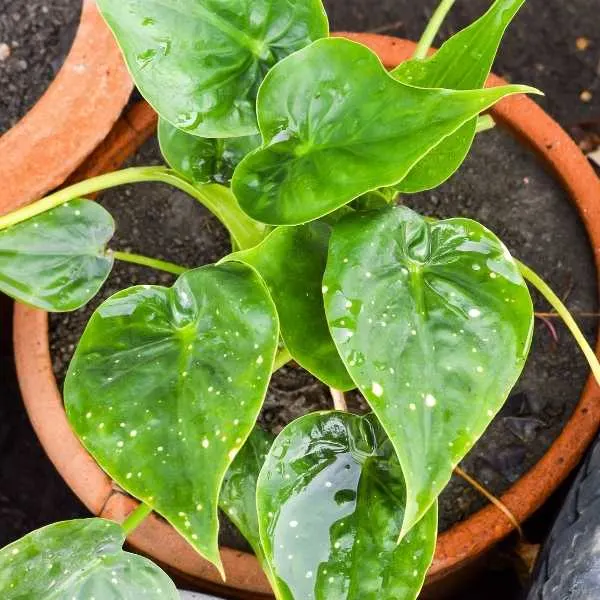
[323,206,533,535]
[257,411,438,600]
[220,427,274,571]
[158,118,261,185]
[391,0,525,193]
[65,264,279,571]
[97,0,328,138]
[0,519,178,599]
[0,199,114,311]
[227,223,353,390]
[231,37,539,226]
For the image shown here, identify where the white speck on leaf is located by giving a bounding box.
[371,382,384,397]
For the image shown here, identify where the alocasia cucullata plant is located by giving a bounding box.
[2,0,599,598]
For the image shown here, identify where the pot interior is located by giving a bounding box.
[47,124,597,546]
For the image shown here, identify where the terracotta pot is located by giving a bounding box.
[0,0,132,214]
[180,591,223,600]
[9,33,600,599]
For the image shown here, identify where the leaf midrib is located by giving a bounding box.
[148,0,271,61]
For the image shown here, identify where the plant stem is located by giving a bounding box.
[154,172,266,251]
[330,388,348,411]
[121,502,153,536]
[0,167,164,230]
[476,114,496,133]
[454,466,522,536]
[272,347,293,373]
[537,312,600,318]
[111,250,187,276]
[413,0,456,59]
[0,166,265,251]
[518,260,600,385]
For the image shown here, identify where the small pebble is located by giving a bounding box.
[576,36,591,51]
[0,43,10,61]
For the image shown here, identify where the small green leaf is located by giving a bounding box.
[158,118,261,185]
[0,199,114,311]
[0,519,178,599]
[392,0,525,193]
[227,223,354,390]
[220,427,274,570]
[257,412,437,600]
[323,206,533,536]
[65,264,279,572]
[97,0,329,138]
[232,37,540,226]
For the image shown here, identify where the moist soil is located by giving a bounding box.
[1,1,600,599]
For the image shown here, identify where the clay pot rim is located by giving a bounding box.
[11,32,600,598]
[0,0,132,216]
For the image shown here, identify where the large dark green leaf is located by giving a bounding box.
[98,0,328,138]
[220,427,274,572]
[65,264,279,572]
[0,199,114,311]
[0,519,178,599]
[323,206,533,536]
[231,37,539,225]
[257,412,437,600]
[158,118,261,185]
[227,223,353,390]
[392,0,525,193]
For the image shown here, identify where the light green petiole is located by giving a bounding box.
[0,167,265,251]
[476,114,496,133]
[518,259,600,385]
[121,502,153,536]
[111,251,188,276]
[272,346,293,373]
[413,0,457,59]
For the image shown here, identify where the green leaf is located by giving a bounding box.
[256,412,437,600]
[392,0,525,193]
[0,199,114,311]
[65,264,279,572]
[227,223,354,390]
[220,427,274,570]
[323,206,533,536]
[232,37,540,226]
[97,0,329,138]
[158,118,261,185]
[0,519,178,599]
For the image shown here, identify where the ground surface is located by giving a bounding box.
[1,1,600,599]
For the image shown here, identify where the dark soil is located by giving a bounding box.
[2,1,600,599]
[0,0,80,134]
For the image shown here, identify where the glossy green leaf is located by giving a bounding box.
[227,223,354,390]
[323,206,533,536]
[0,199,114,311]
[158,118,261,185]
[0,519,178,599]
[257,412,438,600]
[392,0,525,193]
[65,264,279,572]
[220,427,274,570]
[232,37,539,226]
[97,0,329,138]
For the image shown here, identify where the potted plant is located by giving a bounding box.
[1,0,599,598]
